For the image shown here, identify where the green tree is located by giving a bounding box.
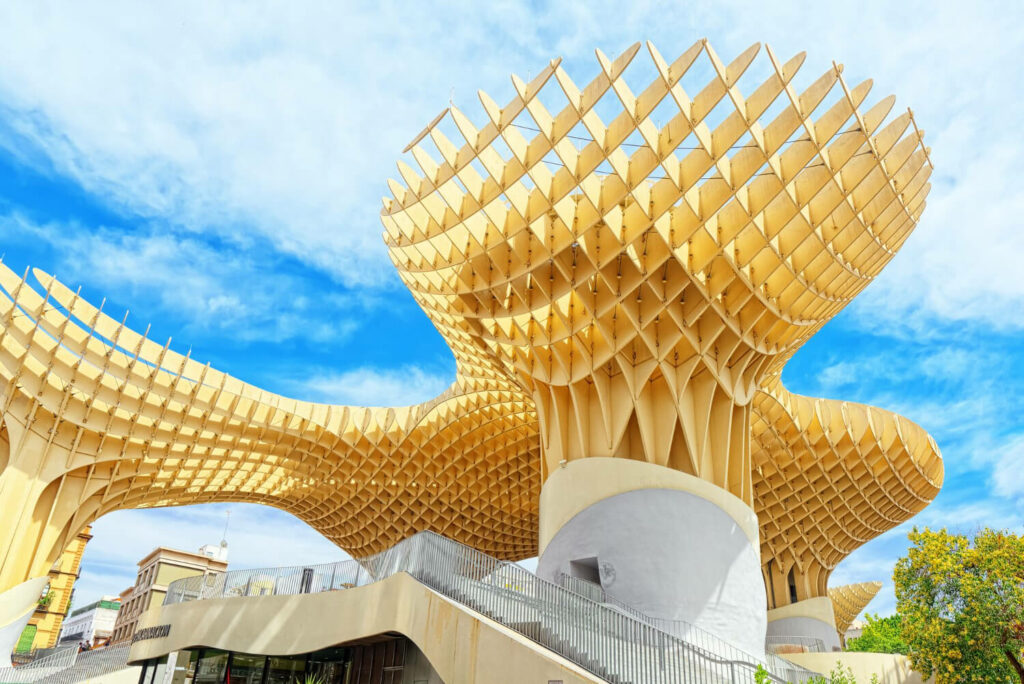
[894,527,1024,683]
[846,613,907,654]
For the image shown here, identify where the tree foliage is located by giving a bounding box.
[803,662,879,684]
[894,527,1024,683]
[846,613,907,654]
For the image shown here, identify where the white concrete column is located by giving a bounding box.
[0,576,49,667]
[536,458,767,658]
[766,597,842,652]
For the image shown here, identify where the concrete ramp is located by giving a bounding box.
[129,573,602,684]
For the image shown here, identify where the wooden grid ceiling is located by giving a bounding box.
[830,581,884,635]
[0,41,942,606]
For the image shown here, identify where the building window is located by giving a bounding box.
[194,651,229,684]
[264,656,304,684]
[138,656,168,684]
[227,653,265,684]
[307,647,350,684]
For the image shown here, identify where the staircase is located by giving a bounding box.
[0,643,133,684]
[14,645,131,684]
[361,532,805,683]
[0,648,78,683]
[164,531,814,683]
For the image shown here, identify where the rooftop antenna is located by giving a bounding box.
[220,509,230,547]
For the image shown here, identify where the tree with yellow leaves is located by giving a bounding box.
[894,527,1024,683]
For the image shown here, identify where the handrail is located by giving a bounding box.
[9,647,65,667]
[765,635,828,654]
[0,648,79,683]
[164,558,368,604]
[35,644,132,684]
[165,531,816,683]
[0,645,130,684]
[555,571,779,671]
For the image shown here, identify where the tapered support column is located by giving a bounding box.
[0,418,89,599]
[0,469,58,596]
[536,458,767,657]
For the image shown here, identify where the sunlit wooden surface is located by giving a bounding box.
[0,41,941,610]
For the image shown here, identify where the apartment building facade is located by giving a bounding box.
[111,545,227,644]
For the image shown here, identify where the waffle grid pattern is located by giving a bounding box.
[0,41,941,611]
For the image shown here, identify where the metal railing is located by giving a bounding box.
[31,645,132,684]
[0,645,132,684]
[554,572,814,683]
[164,557,369,604]
[765,635,828,654]
[0,648,78,683]
[165,531,816,683]
[8,648,68,668]
[556,573,770,667]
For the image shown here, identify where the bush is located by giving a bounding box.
[846,613,907,654]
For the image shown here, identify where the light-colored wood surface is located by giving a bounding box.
[830,581,883,635]
[0,41,942,611]
[0,264,540,589]
[755,382,940,606]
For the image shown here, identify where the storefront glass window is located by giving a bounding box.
[182,650,200,684]
[307,647,349,684]
[227,653,266,684]
[137,656,168,684]
[194,650,229,684]
[152,656,170,684]
[264,656,304,684]
[162,650,194,684]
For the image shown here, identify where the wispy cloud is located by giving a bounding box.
[830,495,1024,617]
[294,366,453,407]
[801,341,1009,449]
[0,0,1020,621]
[0,1,1014,307]
[0,212,372,344]
[991,434,1024,499]
[0,2,676,286]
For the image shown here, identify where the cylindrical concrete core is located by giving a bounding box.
[765,597,842,652]
[536,458,767,658]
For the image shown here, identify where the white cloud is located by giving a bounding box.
[0,0,1020,623]
[816,361,859,393]
[991,434,1024,500]
[0,0,1014,314]
[830,496,1024,617]
[799,344,1006,451]
[296,366,453,407]
[911,499,1024,535]
[0,2,660,286]
[0,212,366,344]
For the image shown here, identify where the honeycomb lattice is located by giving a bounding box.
[830,581,883,635]
[0,41,941,610]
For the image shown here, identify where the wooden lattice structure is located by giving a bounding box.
[0,41,942,609]
[830,581,883,635]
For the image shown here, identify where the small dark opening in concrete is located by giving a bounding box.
[569,557,600,584]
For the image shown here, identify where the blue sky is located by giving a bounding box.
[0,1,1021,618]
